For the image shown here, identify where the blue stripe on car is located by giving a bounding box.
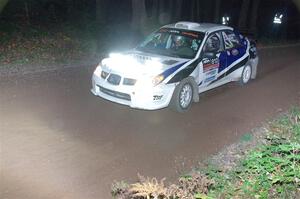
[160,61,187,79]
[227,48,246,67]
[218,51,227,72]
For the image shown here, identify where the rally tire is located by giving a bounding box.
[170,79,194,113]
[239,64,252,86]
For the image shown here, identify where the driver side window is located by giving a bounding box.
[204,32,222,53]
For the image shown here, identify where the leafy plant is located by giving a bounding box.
[111,107,300,199]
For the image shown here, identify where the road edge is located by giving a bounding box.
[1,43,300,78]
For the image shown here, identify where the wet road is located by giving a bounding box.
[1,45,300,199]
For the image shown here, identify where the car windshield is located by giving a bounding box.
[136,28,205,59]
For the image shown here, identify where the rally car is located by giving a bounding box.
[91,22,259,112]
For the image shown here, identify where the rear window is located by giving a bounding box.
[222,30,241,49]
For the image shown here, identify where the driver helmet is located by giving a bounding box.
[206,36,220,51]
[174,35,184,47]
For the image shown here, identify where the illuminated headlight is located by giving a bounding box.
[152,74,165,86]
[94,65,102,77]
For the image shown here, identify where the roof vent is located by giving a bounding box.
[175,22,200,29]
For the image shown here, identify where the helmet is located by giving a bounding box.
[174,35,184,47]
[206,35,220,52]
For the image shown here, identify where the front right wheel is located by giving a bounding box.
[170,79,194,113]
[239,64,252,85]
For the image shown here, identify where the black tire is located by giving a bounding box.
[170,79,194,113]
[239,64,252,86]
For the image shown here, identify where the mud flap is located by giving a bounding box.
[250,57,259,79]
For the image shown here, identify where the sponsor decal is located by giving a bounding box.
[204,75,217,83]
[159,29,202,39]
[231,49,239,56]
[159,29,168,33]
[203,57,219,72]
[205,68,218,76]
[153,95,163,101]
[182,32,199,38]
[169,29,180,34]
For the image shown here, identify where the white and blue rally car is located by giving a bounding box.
[91,22,259,112]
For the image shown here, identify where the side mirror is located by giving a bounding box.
[203,51,216,59]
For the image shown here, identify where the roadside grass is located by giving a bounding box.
[111,107,300,199]
[205,107,300,199]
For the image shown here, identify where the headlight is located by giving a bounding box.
[152,74,165,86]
[94,64,102,77]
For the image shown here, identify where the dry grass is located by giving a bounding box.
[111,172,213,199]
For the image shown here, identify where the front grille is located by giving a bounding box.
[107,74,121,85]
[99,86,131,101]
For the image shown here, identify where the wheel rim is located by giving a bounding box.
[243,65,251,83]
[179,84,193,109]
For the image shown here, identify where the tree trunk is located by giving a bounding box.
[66,0,74,20]
[158,0,170,24]
[214,0,221,23]
[151,0,159,20]
[96,0,107,25]
[159,0,164,14]
[131,0,147,31]
[292,0,300,11]
[168,0,173,21]
[190,0,195,21]
[24,1,30,24]
[174,0,183,21]
[195,0,201,21]
[250,0,260,35]
[238,0,250,30]
[0,0,9,14]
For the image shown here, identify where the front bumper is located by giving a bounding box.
[91,74,176,110]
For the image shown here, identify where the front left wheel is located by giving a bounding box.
[170,79,194,112]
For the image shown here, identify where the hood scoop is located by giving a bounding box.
[162,60,179,65]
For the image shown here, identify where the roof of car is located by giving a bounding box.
[163,22,233,33]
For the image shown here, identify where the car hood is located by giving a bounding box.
[100,51,190,78]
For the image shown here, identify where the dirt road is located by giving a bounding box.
[1,45,299,199]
